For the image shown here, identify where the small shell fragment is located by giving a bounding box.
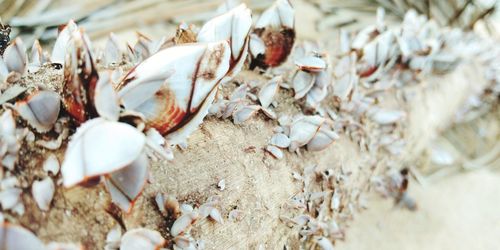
[61,118,146,187]
[258,77,281,108]
[266,145,283,159]
[120,228,166,250]
[0,224,45,249]
[15,90,61,133]
[270,133,291,148]
[171,212,199,237]
[32,177,55,211]
[3,37,27,74]
[295,56,327,72]
[233,105,260,124]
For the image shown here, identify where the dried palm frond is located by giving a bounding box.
[312,0,497,31]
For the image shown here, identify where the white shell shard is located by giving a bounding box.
[249,34,266,57]
[197,4,252,81]
[15,90,61,133]
[118,42,230,145]
[29,40,44,72]
[51,20,78,65]
[368,108,406,125]
[307,125,339,151]
[209,208,224,224]
[4,37,27,74]
[0,224,45,250]
[289,116,324,151]
[258,77,280,108]
[255,0,295,29]
[171,212,198,237]
[0,188,22,210]
[45,242,83,250]
[233,105,260,124]
[317,237,335,250]
[105,226,122,250]
[61,118,146,187]
[120,228,165,250]
[295,56,326,72]
[266,145,283,159]
[43,153,60,175]
[32,177,55,211]
[94,71,120,121]
[103,33,121,66]
[293,71,315,99]
[270,133,291,148]
[105,152,148,213]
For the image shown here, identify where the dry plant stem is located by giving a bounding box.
[8,60,487,249]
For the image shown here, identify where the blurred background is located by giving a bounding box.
[1,0,499,249]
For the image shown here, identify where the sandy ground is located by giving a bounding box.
[336,169,500,250]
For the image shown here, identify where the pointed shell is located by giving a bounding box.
[120,228,165,250]
[171,212,199,237]
[307,125,339,151]
[32,177,55,211]
[43,153,60,175]
[118,42,230,144]
[4,37,27,74]
[15,90,60,133]
[94,71,120,121]
[295,56,326,72]
[293,71,315,99]
[0,224,45,249]
[288,116,324,151]
[258,77,281,108]
[61,118,146,187]
[51,20,78,65]
[233,105,260,124]
[105,152,148,213]
[270,133,291,148]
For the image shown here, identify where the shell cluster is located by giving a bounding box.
[0,0,497,249]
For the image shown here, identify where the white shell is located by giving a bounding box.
[103,33,121,66]
[0,224,45,249]
[61,118,146,187]
[258,77,280,108]
[293,71,315,99]
[266,145,283,159]
[255,0,295,29]
[32,177,55,211]
[94,71,120,121]
[368,108,406,125]
[270,133,291,148]
[307,125,339,151]
[120,228,165,250]
[52,20,78,65]
[15,90,61,133]
[4,38,27,74]
[295,56,326,72]
[197,4,252,82]
[233,105,260,124]
[288,116,324,151]
[105,226,122,250]
[171,212,199,237]
[105,152,149,212]
[0,188,22,210]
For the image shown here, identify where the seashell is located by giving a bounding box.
[270,133,291,148]
[51,20,78,65]
[28,40,44,72]
[261,106,277,120]
[307,124,339,151]
[120,228,166,250]
[94,71,120,121]
[118,41,230,145]
[233,105,260,124]
[3,37,27,74]
[0,57,9,82]
[288,115,324,151]
[228,209,244,222]
[295,56,327,72]
[32,177,55,211]
[292,70,315,99]
[180,203,194,215]
[250,0,295,69]
[105,152,148,212]
[258,76,281,108]
[0,223,45,249]
[368,108,406,125]
[45,242,83,250]
[266,145,283,159]
[217,179,225,191]
[197,4,252,83]
[0,85,27,106]
[15,90,60,133]
[209,207,224,224]
[230,84,248,102]
[62,28,99,124]
[316,237,335,250]
[61,118,146,187]
[103,33,121,66]
[158,194,180,218]
[173,235,194,249]
[105,226,122,250]
[171,212,199,237]
[0,188,22,210]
